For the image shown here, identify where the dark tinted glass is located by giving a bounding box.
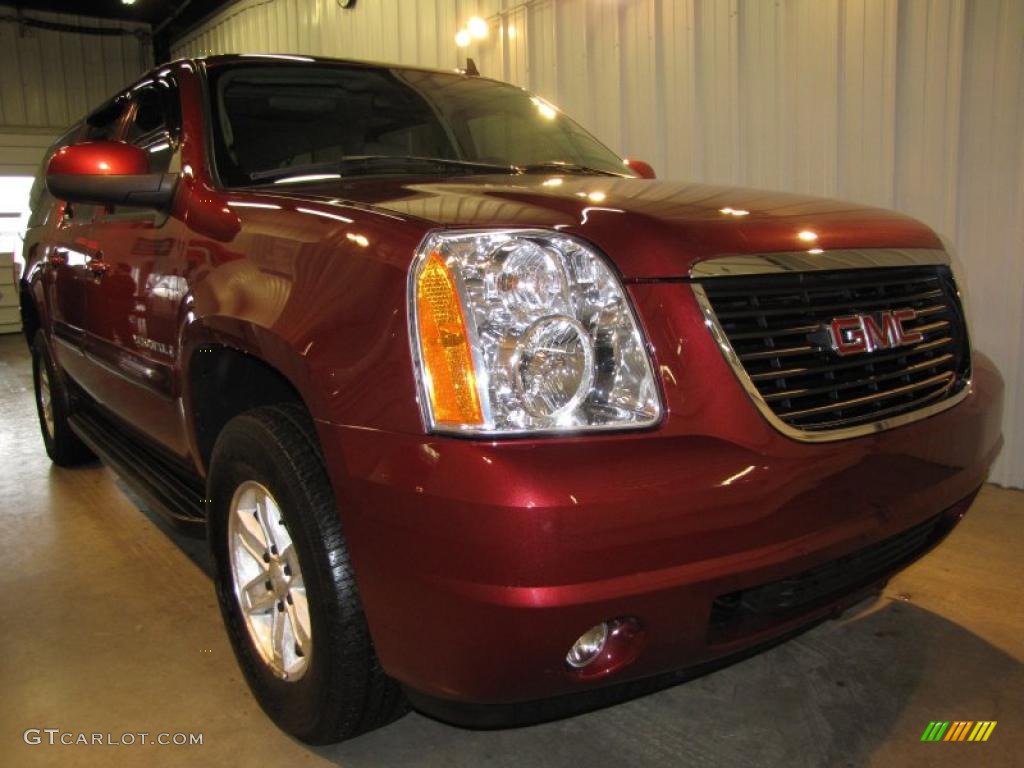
[125,79,181,174]
[83,98,127,141]
[208,63,628,185]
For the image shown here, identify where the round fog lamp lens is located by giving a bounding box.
[515,316,595,418]
[566,622,609,668]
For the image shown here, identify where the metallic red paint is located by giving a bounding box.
[266,175,942,280]
[22,56,1004,709]
[47,140,149,177]
[624,158,657,179]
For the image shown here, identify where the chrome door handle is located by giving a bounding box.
[87,257,109,277]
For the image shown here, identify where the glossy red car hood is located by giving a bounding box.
[272,175,942,279]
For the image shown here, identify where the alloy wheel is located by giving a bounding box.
[227,481,312,680]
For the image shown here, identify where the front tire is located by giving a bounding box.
[31,330,95,466]
[207,404,406,744]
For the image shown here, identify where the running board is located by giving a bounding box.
[69,409,207,534]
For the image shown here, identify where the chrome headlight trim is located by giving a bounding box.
[408,228,663,437]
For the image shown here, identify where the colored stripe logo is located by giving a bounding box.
[921,721,997,742]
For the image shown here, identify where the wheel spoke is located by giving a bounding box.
[38,367,54,435]
[271,601,287,669]
[285,589,312,659]
[236,512,269,565]
[241,574,276,614]
[254,494,289,556]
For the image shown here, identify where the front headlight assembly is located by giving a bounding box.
[409,230,661,435]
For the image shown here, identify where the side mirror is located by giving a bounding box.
[47,141,176,210]
[624,158,656,179]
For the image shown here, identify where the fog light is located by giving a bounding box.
[566,622,609,668]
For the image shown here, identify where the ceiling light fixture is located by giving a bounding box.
[467,16,489,39]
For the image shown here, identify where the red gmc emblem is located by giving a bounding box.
[825,309,924,356]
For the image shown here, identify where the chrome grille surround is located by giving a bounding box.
[692,249,972,442]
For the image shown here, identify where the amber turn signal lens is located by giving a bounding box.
[415,251,484,426]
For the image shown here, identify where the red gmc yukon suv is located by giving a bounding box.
[21,55,1003,743]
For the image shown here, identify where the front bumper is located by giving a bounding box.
[314,282,1004,706]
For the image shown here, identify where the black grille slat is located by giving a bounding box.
[701,265,971,432]
[713,288,944,320]
[780,371,954,419]
[762,354,955,402]
[709,514,945,639]
[748,336,956,382]
[795,386,950,430]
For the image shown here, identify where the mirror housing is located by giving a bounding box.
[46,141,177,210]
[624,158,657,179]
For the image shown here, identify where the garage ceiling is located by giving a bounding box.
[9,1,235,36]
[9,1,237,61]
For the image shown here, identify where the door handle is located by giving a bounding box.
[87,257,109,277]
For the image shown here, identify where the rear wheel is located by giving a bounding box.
[31,330,95,466]
[207,404,406,744]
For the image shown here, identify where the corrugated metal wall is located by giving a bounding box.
[176,0,1024,488]
[0,5,151,172]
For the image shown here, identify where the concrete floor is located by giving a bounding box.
[0,332,1021,768]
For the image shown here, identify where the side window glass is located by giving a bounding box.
[83,99,126,142]
[73,100,127,223]
[125,80,181,175]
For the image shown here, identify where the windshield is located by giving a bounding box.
[206,62,632,186]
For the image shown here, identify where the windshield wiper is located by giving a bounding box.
[515,161,623,177]
[249,155,515,183]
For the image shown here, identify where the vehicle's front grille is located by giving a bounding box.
[708,513,945,642]
[698,266,971,433]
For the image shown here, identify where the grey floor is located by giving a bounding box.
[1,332,1021,768]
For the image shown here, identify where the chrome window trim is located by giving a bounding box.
[690,248,971,443]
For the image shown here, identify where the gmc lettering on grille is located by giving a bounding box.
[825,309,924,356]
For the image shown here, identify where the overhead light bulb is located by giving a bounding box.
[455,29,471,47]
[467,16,489,39]
[797,230,818,242]
[121,0,137,5]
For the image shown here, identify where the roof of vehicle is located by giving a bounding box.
[191,52,496,82]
